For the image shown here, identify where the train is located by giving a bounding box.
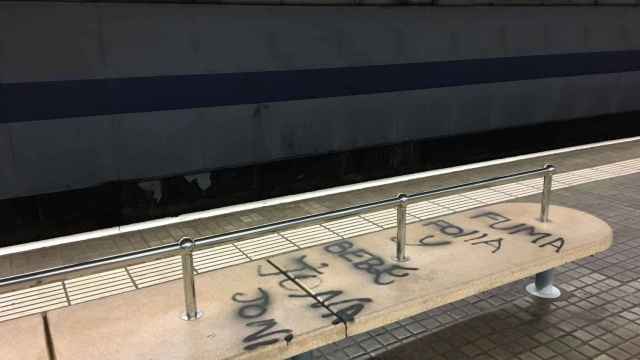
[1,2,640,243]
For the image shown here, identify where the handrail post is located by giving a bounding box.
[540,164,556,223]
[528,164,561,299]
[179,237,202,321]
[394,193,410,263]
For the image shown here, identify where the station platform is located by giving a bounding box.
[1,138,640,359]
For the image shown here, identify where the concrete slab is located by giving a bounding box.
[269,202,612,336]
[0,314,49,360]
[47,260,344,360]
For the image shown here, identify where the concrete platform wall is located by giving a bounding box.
[1,3,640,199]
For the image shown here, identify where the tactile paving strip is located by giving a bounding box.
[323,216,383,238]
[193,244,249,273]
[361,208,420,229]
[235,233,298,260]
[65,269,135,305]
[128,256,185,288]
[407,201,453,220]
[462,188,514,205]
[490,183,540,197]
[430,194,485,212]
[0,283,68,321]
[281,225,341,248]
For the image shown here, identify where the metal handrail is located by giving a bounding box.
[0,164,556,320]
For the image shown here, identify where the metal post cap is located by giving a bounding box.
[544,164,557,173]
[178,237,196,252]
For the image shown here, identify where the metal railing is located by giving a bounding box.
[0,165,556,320]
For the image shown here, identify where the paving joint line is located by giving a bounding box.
[266,259,349,339]
[60,282,71,306]
[41,313,57,360]
[320,224,347,241]
[123,267,139,289]
[275,232,304,250]
[229,244,252,263]
[356,215,385,231]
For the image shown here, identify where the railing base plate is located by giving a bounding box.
[288,351,314,360]
[525,283,561,299]
[181,310,203,321]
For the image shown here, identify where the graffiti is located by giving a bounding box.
[258,253,375,324]
[389,234,450,246]
[232,288,293,351]
[324,241,418,285]
[416,235,451,246]
[289,289,372,324]
[469,237,503,253]
[423,220,477,238]
[410,212,565,254]
[232,288,270,319]
[418,235,451,246]
[258,255,328,291]
[471,211,565,252]
[242,320,294,351]
[414,220,504,254]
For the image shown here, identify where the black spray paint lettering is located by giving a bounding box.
[232,288,270,319]
[242,320,294,351]
[289,290,372,324]
[388,234,450,246]
[324,241,418,285]
[536,237,565,253]
[231,288,293,351]
[423,220,477,237]
[417,235,450,246]
[471,211,565,252]
[471,212,512,228]
[470,238,503,253]
[258,255,328,291]
[509,225,552,243]
[422,219,504,253]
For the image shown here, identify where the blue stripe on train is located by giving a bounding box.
[2,49,640,123]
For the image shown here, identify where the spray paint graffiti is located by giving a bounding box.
[232,288,293,351]
[324,241,418,285]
